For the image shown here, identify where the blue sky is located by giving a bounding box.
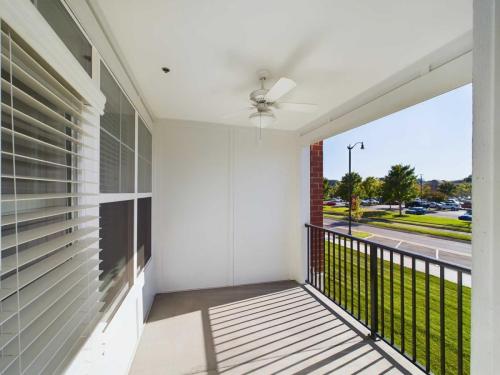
[323,84,472,181]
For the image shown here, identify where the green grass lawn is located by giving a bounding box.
[363,221,472,242]
[317,240,471,375]
[323,206,472,241]
[323,206,472,232]
[351,230,372,239]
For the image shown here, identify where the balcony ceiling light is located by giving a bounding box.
[249,111,276,128]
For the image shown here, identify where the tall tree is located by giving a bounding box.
[438,181,456,198]
[323,178,333,200]
[334,172,362,201]
[455,182,472,198]
[361,177,382,199]
[383,164,418,215]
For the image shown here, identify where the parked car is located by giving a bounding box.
[461,200,472,209]
[406,207,427,215]
[429,201,443,209]
[459,210,472,221]
[361,199,371,206]
[405,201,421,208]
[368,198,379,205]
[440,202,461,211]
[323,200,337,206]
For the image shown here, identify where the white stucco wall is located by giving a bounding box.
[152,119,302,292]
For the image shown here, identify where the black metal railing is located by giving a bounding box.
[305,223,471,375]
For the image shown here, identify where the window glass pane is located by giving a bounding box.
[35,0,92,76]
[100,129,119,193]
[99,200,134,319]
[120,145,135,193]
[100,63,137,193]
[138,118,152,162]
[121,96,135,150]
[138,158,152,193]
[138,118,152,193]
[137,197,151,272]
[100,64,121,139]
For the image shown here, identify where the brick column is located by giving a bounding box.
[310,141,324,273]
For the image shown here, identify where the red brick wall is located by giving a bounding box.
[310,141,323,227]
[310,141,324,273]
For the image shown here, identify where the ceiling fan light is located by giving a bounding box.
[249,111,275,128]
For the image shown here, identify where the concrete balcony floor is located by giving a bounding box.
[130,281,420,374]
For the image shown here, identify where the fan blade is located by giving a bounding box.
[274,102,318,113]
[221,107,254,119]
[265,77,296,102]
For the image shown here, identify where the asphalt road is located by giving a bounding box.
[324,217,471,268]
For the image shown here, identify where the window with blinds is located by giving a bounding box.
[138,117,152,193]
[0,24,101,375]
[100,63,135,193]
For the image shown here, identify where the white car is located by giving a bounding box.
[441,202,461,211]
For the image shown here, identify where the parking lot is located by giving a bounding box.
[332,203,468,219]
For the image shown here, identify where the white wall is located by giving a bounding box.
[153,119,301,292]
[65,263,156,375]
[471,0,500,373]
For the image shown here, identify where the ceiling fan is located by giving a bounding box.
[224,70,318,128]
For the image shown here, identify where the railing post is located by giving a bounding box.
[370,244,378,339]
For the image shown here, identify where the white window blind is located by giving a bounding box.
[0,24,101,375]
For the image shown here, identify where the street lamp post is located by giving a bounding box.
[347,142,364,235]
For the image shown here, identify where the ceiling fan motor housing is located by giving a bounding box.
[249,88,269,104]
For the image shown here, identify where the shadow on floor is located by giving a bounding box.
[130,281,413,374]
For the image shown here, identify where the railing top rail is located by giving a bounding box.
[305,223,471,274]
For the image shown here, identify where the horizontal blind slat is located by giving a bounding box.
[1,216,97,251]
[0,127,96,160]
[0,53,84,121]
[1,174,97,184]
[1,192,96,202]
[0,80,94,139]
[0,31,83,110]
[21,287,100,373]
[1,204,97,226]
[0,234,99,294]
[1,235,99,278]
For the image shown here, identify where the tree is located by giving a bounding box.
[351,196,363,221]
[334,172,362,201]
[361,177,382,200]
[383,164,418,215]
[423,190,446,202]
[455,182,472,198]
[463,174,472,183]
[323,178,334,200]
[438,181,456,198]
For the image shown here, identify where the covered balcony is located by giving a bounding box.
[0,0,498,375]
[130,281,418,374]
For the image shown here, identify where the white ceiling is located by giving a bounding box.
[90,0,471,131]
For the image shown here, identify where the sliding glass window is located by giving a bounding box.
[138,117,152,193]
[34,0,92,76]
[137,198,151,271]
[99,200,134,319]
[100,63,135,193]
